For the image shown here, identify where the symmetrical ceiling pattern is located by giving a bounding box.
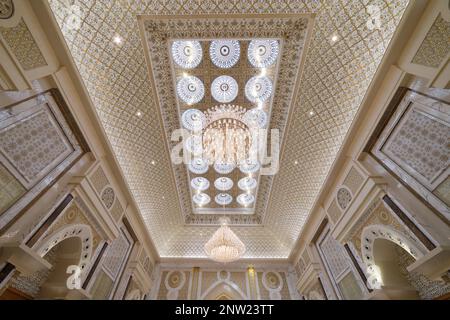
[48,0,410,258]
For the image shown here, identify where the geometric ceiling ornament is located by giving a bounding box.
[238,177,258,191]
[215,193,233,205]
[209,40,240,69]
[171,40,203,69]
[193,193,211,206]
[214,177,234,191]
[191,177,210,192]
[181,109,206,132]
[243,108,268,128]
[237,193,255,206]
[247,39,279,68]
[176,75,205,105]
[245,76,273,104]
[211,75,239,103]
[188,158,209,174]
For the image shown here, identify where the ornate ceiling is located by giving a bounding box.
[48,0,410,259]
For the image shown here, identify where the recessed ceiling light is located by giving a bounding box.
[151,160,156,165]
[331,34,339,42]
[113,35,123,45]
[136,110,142,117]
[309,110,315,116]
[294,160,298,165]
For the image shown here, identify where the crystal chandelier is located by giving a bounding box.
[204,218,246,263]
[202,104,253,165]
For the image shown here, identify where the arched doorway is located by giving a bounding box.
[201,281,247,300]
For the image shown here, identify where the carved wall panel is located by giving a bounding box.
[371,89,449,220]
[0,90,86,232]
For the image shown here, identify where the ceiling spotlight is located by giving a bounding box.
[294,160,298,165]
[136,110,142,117]
[151,160,156,165]
[331,34,339,42]
[113,35,123,45]
[309,110,315,116]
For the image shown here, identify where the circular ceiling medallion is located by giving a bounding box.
[181,109,206,132]
[177,76,205,105]
[211,75,238,103]
[215,193,233,205]
[238,177,257,191]
[185,135,203,154]
[193,193,210,206]
[239,159,260,173]
[237,193,255,206]
[247,40,279,68]
[209,40,240,69]
[243,108,268,128]
[171,41,203,69]
[213,161,235,174]
[188,158,209,174]
[214,177,234,191]
[191,177,210,191]
[245,76,273,104]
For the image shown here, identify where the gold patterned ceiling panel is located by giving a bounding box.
[48,0,410,258]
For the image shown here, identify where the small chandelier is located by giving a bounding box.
[204,218,246,263]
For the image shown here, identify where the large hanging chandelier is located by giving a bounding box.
[202,104,253,165]
[204,218,246,263]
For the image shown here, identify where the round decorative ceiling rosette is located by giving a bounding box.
[243,108,268,128]
[238,177,257,191]
[239,159,260,174]
[247,39,279,68]
[188,158,209,174]
[191,177,210,192]
[214,177,234,191]
[215,193,233,205]
[245,76,273,104]
[237,193,255,206]
[211,75,238,103]
[209,40,240,69]
[177,76,205,105]
[181,109,206,132]
[171,41,203,69]
[213,161,235,174]
[193,193,210,206]
[185,135,203,155]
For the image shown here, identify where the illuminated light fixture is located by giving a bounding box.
[214,177,234,191]
[177,75,205,105]
[245,76,273,104]
[185,134,203,155]
[331,34,339,42]
[309,110,315,116]
[237,193,255,206]
[193,193,210,206]
[191,177,210,191]
[203,105,254,165]
[181,109,206,132]
[211,75,238,103]
[213,161,235,174]
[204,217,245,263]
[243,108,268,128]
[171,40,203,69]
[136,110,142,117]
[247,39,279,68]
[188,158,209,174]
[238,177,257,191]
[209,40,240,68]
[215,193,233,205]
[239,159,260,174]
[113,35,123,45]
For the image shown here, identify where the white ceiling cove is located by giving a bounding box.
[48,0,410,259]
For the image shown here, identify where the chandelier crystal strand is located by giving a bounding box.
[204,217,246,263]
